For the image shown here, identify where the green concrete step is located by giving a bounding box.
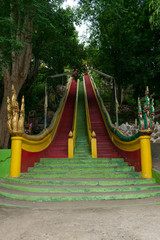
[2,177,156,186]
[39,158,125,164]
[20,171,141,179]
[35,162,128,167]
[74,151,91,154]
[1,181,160,194]
[74,154,91,158]
[74,148,90,151]
[0,189,160,202]
[73,80,90,158]
[28,166,135,173]
[74,140,89,143]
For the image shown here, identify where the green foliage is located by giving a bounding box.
[0,0,86,118]
[30,82,45,108]
[31,5,85,74]
[0,0,85,81]
[123,95,137,108]
[0,1,22,68]
[0,0,67,69]
[149,0,160,28]
[78,0,160,101]
[91,72,112,107]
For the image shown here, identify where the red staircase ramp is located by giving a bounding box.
[44,79,77,158]
[84,74,121,158]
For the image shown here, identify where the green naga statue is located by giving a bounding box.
[138,86,155,132]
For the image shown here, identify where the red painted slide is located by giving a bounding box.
[84,74,121,158]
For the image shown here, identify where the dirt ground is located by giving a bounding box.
[0,197,160,240]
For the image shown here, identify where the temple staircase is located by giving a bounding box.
[0,81,160,207]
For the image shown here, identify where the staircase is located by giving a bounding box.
[74,81,91,160]
[43,79,77,158]
[84,74,120,158]
[0,80,160,207]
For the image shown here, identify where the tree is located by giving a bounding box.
[20,6,86,115]
[77,0,160,105]
[0,0,64,148]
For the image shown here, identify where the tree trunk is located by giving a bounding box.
[0,8,33,148]
[0,72,12,148]
[28,57,40,81]
[0,44,32,149]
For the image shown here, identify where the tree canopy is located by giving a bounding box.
[77,0,160,98]
[0,0,85,148]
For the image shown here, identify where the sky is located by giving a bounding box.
[62,0,78,8]
[62,0,90,43]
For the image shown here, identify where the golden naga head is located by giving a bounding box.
[11,84,16,94]
[7,96,10,104]
[7,85,25,136]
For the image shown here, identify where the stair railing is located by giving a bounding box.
[89,72,153,178]
[68,80,79,158]
[83,76,97,158]
[9,77,73,177]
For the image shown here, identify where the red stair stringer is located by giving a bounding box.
[84,74,141,172]
[21,79,77,172]
[84,74,122,158]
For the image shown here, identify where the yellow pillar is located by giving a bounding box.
[10,137,22,177]
[68,138,73,158]
[140,136,152,178]
[91,138,97,158]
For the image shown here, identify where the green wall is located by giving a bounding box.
[0,150,11,177]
